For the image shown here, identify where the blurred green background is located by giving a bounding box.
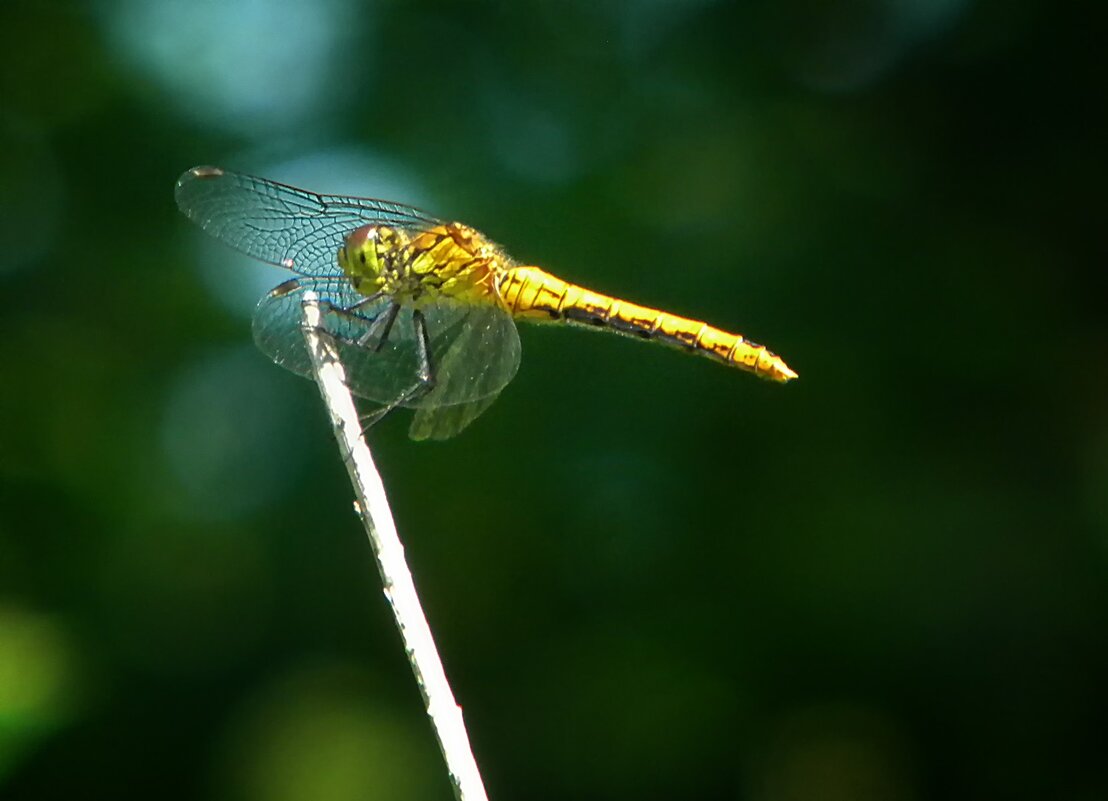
[2,0,1105,799]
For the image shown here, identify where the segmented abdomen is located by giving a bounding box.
[498,266,797,382]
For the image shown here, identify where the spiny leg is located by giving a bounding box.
[358,308,438,430]
[313,291,415,354]
[318,290,384,319]
[357,302,399,351]
[313,291,388,345]
[348,291,386,313]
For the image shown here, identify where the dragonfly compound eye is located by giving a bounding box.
[343,225,385,279]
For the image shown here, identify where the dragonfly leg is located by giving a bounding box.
[321,290,385,319]
[314,294,403,353]
[347,292,397,350]
[315,306,374,338]
[348,291,386,312]
[357,308,437,430]
[409,307,436,398]
[320,290,385,319]
[357,302,400,351]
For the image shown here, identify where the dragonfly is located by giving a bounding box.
[175,166,797,440]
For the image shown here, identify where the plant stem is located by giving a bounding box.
[299,291,489,801]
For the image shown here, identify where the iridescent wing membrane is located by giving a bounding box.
[175,167,521,439]
[175,166,442,276]
[252,277,519,440]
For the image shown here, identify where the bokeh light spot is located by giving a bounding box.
[0,607,79,780]
[215,662,439,801]
[159,345,313,522]
[98,0,364,137]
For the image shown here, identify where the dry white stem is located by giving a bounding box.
[299,291,489,801]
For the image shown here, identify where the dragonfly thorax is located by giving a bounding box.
[338,222,508,306]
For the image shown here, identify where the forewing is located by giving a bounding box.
[175,166,440,277]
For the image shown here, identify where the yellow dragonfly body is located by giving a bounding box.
[176,166,796,440]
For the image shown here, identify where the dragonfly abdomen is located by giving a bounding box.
[499,266,797,382]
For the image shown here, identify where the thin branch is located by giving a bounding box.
[299,291,489,801]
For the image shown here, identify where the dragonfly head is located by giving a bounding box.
[339,224,386,282]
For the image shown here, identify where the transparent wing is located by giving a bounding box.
[412,302,522,408]
[409,395,503,441]
[253,277,411,405]
[407,303,523,440]
[174,166,441,277]
[252,278,521,438]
